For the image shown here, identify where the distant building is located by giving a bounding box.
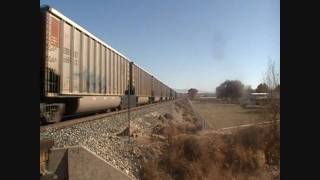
[241,93,269,106]
[249,93,269,99]
[241,92,279,107]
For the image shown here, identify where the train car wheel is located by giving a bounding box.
[40,104,64,124]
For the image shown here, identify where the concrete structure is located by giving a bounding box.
[47,146,131,180]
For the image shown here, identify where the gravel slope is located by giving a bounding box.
[40,101,176,179]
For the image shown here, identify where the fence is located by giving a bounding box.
[186,99,210,130]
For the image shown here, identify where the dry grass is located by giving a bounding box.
[141,125,279,180]
[191,99,267,129]
[138,98,280,180]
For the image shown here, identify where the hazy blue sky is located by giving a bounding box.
[40,0,279,92]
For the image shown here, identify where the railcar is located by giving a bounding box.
[40,5,176,123]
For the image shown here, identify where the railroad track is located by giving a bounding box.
[40,99,179,132]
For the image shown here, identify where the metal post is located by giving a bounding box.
[128,62,133,142]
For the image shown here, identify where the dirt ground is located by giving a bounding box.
[191,98,269,130]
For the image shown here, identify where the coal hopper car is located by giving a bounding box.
[40,6,176,123]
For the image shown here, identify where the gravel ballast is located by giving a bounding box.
[40,101,176,179]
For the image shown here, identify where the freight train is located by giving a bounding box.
[40,5,177,123]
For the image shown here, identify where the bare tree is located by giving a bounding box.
[216,80,244,102]
[264,59,280,90]
[263,59,280,123]
[188,88,198,99]
[256,83,269,93]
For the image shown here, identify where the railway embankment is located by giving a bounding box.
[41,98,279,180]
[40,100,177,179]
[138,98,280,180]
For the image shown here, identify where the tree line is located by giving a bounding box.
[215,81,280,100]
[187,59,280,102]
